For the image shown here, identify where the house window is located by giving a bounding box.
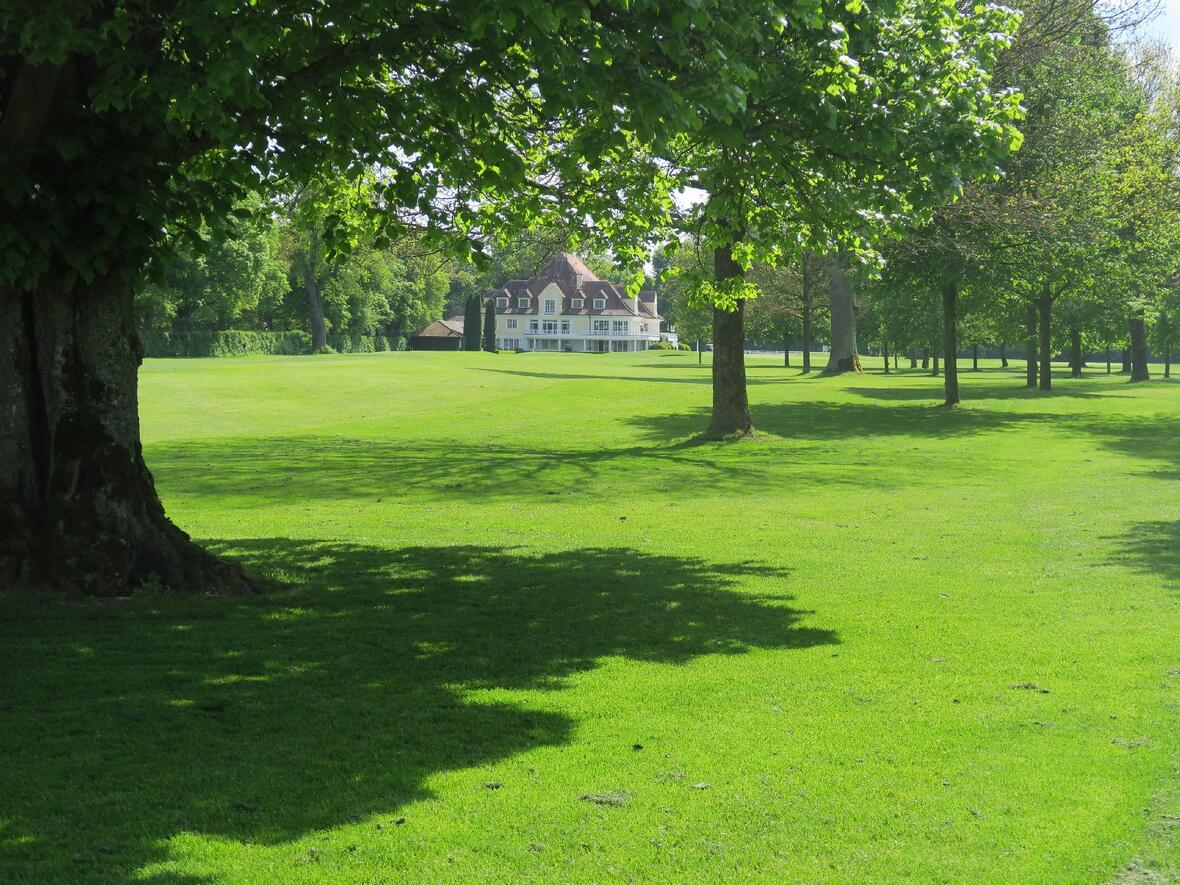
[542,321,558,334]
[506,318,517,330]
[497,297,509,309]
[593,320,610,333]
[517,297,530,308]
[593,298,606,309]
[571,298,584,309]
[613,320,627,333]
[529,320,538,332]
[640,323,648,332]
[544,299,556,315]
[560,320,570,334]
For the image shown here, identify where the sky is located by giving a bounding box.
[1140,0,1180,49]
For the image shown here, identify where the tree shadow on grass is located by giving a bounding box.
[1109,520,1180,595]
[625,399,1056,443]
[0,541,834,881]
[843,382,1119,403]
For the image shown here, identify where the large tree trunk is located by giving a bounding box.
[823,257,861,373]
[1026,304,1037,388]
[942,283,959,406]
[0,280,252,595]
[1038,284,1052,392]
[707,245,752,436]
[1069,327,1082,378]
[909,349,917,369]
[1129,315,1150,382]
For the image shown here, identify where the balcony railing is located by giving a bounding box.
[521,328,657,338]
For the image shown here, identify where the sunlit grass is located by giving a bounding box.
[1,350,1177,882]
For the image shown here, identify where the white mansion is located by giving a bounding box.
[483,253,661,352]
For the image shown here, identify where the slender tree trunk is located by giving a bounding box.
[697,339,702,365]
[972,343,979,372]
[882,337,890,374]
[304,229,328,352]
[1106,347,1111,374]
[1000,342,1008,368]
[1038,284,1052,392]
[707,244,752,436]
[801,308,812,374]
[1121,341,1131,374]
[823,256,861,373]
[909,349,917,369]
[1129,315,1150,382]
[0,279,252,595]
[942,283,959,406]
[893,352,898,370]
[783,330,790,368]
[932,346,940,377]
[1165,344,1171,379]
[1026,304,1037,388]
[921,348,929,370]
[1069,327,1082,378]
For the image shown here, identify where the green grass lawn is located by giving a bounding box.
[2,350,1178,883]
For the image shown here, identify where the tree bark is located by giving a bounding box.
[942,283,959,406]
[921,348,929,370]
[931,343,940,377]
[1069,327,1082,378]
[823,256,861,373]
[1121,342,1131,374]
[1129,315,1150,382]
[972,343,979,372]
[909,349,917,369]
[1106,347,1111,374]
[801,305,812,374]
[1000,342,1008,368]
[783,329,790,367]
[1038,284,1052,392]
[882,337,890,374]
[1026,304,1037,388]
[304,229,328,351]
[0,280,253,595]
[707,244,752,436]
[1165,345,1171,379]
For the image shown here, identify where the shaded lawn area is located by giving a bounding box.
[1,351,1178,882]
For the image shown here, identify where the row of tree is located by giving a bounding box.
[3,0,1172,594]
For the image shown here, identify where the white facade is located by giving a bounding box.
[492,281,660,352]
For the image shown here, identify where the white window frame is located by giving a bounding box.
[560,320,570,334]
[542,320,558,334]
[571,298,584,309]
[593,319,610,333]
[517,297,530,308]
[529,319,538,332]
[497,297,509,309]
[593,298,606,309]
[544,299,556,315]
[506,318,517,330]
[613,320,627,333]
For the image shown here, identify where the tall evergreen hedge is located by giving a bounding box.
[139,330,403,358]
[482,299,497,351]
[463,294,482,351]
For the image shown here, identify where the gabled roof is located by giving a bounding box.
[412,317,463,337]
[480,252,660,320]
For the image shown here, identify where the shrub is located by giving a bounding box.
[139,330,312,358]
[648,341,675,350]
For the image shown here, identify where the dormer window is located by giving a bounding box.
[497,297,509,309]
[544,299,556,315]
[593,298,606,310]
[517,297,530,308]
[571,298,584,309]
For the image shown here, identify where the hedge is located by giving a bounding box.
[140,330,405,358]
[140,330,312,358]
